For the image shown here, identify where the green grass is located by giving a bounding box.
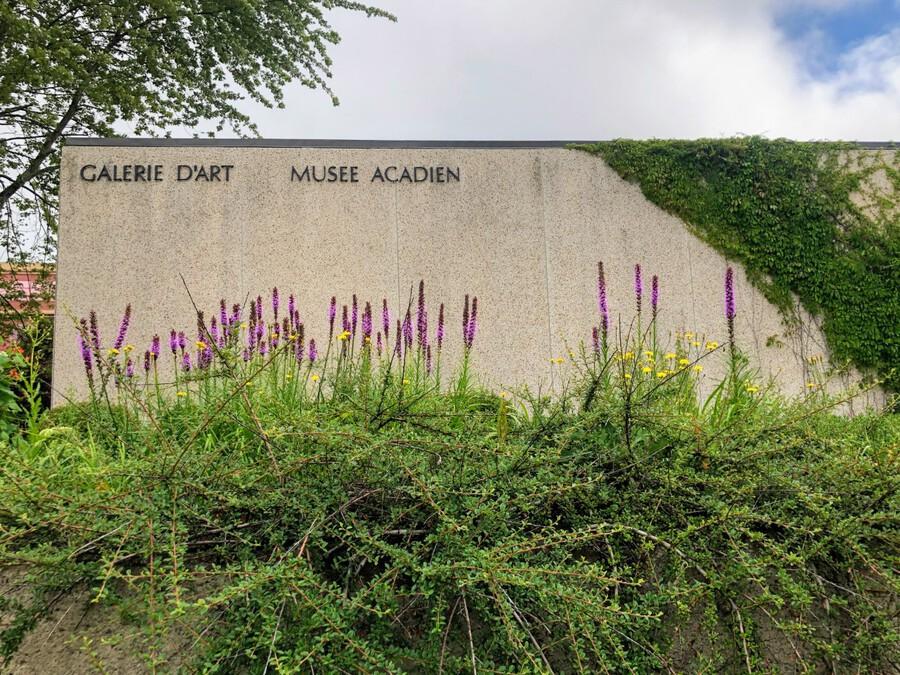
[0,329,898,672]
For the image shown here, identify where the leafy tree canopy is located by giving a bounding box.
[0,0,393,257]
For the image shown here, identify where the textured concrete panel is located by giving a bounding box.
[53,142,881,406]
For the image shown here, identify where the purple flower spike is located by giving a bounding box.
[242,348,250,362]
[725,267,736,351]
[402,310,413,350]
[78,320,94,385]
[308,339,317,363]
[169,329,178,355]
[272,287,279,322]
[342,305,350,334]
[219,300,228,333]
[143,350,151,373]
[597,262,609,340]
[394,319,402,357]
[113,304,132,350]
[376,332,383,356]
[462,295,470,343]
[328,296,337,337]
[465,297,478,350]
[151,334,160,360]
[288,294,296,326]
[177,331,187,352]
[259,339,268,356]
[651,275,659,320]
[592,326,600,355]
[634,264,643,315]
[210,318,219,349]
[182,352,192,372]
[382,299,390,341]
[417,280,428,350]
[351,294,358,336]
[426,344,433,375]
[362,301,372,344]
[437,303,445,351]
[256,296,263,322]
[125,359,134,378]
[89,310,101,353]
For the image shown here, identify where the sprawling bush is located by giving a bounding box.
[0,273,897,673]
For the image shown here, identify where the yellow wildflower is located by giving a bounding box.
[500,391,511,400]
[403,378,410,385]
[745,385,759,393]
[240,322,249,329]
[623,372,632,380]
[684,332,695,339]
[286,374,293,381]
[337,330,351,341]
[692,341,701,348]
[123,344,134,353]
[311,374,320,382]
[656,371,668,378]
[551,357,565,365]
[806,382,817,389]
[364,336,371,343]
[176,391,187,397]
[678,358,690,366]
[195,340,207,350]
[664,352,676,360]
[644,350,654,358]
[107,348,120,356]
[705,341,719,350]
[693,364,703,373]
[642,366,652,374]
[623,351,635,360]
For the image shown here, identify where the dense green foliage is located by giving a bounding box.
[578,138,899,391]
[1,330,897,672]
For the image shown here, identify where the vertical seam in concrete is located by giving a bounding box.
[538,154,555,389]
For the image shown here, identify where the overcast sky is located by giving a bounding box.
[210,0,900,140]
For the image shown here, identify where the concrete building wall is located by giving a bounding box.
[52,140,884,407]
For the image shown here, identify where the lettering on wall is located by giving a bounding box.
[78,162,462,185]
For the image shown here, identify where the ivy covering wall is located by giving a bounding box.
[577,138,899,392]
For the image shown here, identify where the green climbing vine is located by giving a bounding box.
[577,137,899,392]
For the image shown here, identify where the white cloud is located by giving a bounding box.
[235,0,899,140]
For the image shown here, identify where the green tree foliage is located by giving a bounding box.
[0,0,394,253]
[578,138,900,392]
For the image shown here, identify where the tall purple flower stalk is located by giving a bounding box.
[169,329,178,355]
[634,264,643,316]
[651,275,659,321]
[255,296,263,322]
[177,331,187,352]
[362,302,372,345]
[308,339,317,363]
[402,310,413,351]
[597,261,609,350]
[376,332,383,356]
[382,299,390,343]
[78,320,94,388]
[329,296,337,338]
[464,297,478,350]
[143,350,151,373]
[295,324,305,365]
[89,310,101,353]
[417,280,428,350]
[462,295,470,344]
[113,304,131,350]
[151,334,160,361]
[592,326,600,356]
[182,352,192,372]
[437,303,445,352]
[351,294,358,336]
[125,359,135,378]
[426,344,433,375]
[219,300,228,334]
[288,295,296,329]
[725,267,736,352]
[342,305,350,334]
[272,287,279,323]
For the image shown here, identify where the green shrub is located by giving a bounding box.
[1,305,897,672]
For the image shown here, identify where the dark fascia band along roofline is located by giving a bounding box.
[66,138,897,150]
